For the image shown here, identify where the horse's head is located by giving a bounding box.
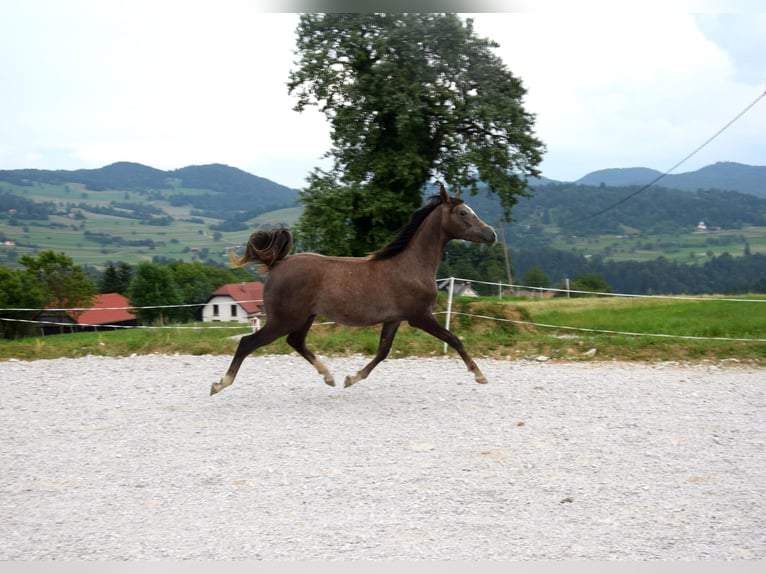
[439,184,497,246]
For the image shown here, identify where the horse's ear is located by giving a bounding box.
[439,183,449,203]
[454,188,462,200]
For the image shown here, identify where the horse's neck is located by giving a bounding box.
[396,209,448,276]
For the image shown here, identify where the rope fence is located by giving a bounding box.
[434,311,766,343]
[444,276,766,304]
[437,276,766,349]
[1,278,765,342]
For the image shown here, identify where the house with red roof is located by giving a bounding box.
[34,292,137,336]
[202,281,265,324]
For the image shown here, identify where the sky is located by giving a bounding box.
[1,1,765,190]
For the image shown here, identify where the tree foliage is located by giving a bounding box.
[522,266,551,289]
[288,13,544,255]
[18,250,97,312]
[567,273,613,296]
[99,262,133,294]
[437,241,509,295]
[127,262,184,325]
[122,260,254,324]
[166,261,253,322]
[0,266,45,339]
[509,247,766,295]
[435,243,766,296]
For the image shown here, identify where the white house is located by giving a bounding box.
[437,279,480,297]
[202,281,265,324]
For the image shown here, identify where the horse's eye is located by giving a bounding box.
[459,210,468,217]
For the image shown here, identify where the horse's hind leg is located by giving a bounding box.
[286,315,335,387]
[344,321,401,388]
[210,323,285,395]
[408,314,488,385]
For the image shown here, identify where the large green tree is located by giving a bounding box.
[438,241,509,294]
[99,261,133,294]
[127,262,183,325]
[0,266,45,339]
[288,13,545,256]
[19,250,97,314]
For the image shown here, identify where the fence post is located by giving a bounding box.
[443,276,455,354]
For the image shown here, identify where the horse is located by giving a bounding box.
[210,184,497,395]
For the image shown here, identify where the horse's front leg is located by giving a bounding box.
[345,321,401,388]
[408,314,488,385]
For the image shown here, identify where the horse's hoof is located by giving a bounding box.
[324,376,336,387]
[210,383,222,396]
[475,373,489,385]
[344,375,356,388]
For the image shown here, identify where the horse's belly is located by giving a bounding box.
[318,305,398,327]
[316,295,401,327]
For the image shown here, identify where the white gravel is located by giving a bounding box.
[1,353,764,560]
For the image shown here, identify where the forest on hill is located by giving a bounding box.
[464,180,766,238]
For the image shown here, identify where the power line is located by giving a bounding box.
[564,87,766,225]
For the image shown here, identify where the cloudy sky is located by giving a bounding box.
[1,1,764,189]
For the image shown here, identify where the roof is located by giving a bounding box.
[437,279,480,297]
[208,281,264,314]
[76,293,136,325]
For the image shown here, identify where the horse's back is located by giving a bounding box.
[264,252,369,302]
[263,252,408,326]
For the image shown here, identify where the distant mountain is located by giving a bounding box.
[170,163,297,206]
[576,162,766,198]
[0,160,298,193]
[0,162,169,191]
[665,162,766,197]
[575,167,663,187]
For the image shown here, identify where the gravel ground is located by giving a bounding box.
[1,353,764,560]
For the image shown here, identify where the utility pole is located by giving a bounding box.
[497,217,513,292]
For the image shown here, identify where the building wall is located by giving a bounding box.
[201,295,249,323]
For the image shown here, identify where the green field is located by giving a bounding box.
[2,295,764,365]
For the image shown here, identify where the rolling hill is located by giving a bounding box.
[0,161,299,207]
[0,162,300,269]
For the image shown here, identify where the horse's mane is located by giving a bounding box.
[368,194,463,261]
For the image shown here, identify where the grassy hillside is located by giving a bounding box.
[0,164,300,269]
[1,181,251,267]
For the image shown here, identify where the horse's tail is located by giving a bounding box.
[229,226,293,271]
